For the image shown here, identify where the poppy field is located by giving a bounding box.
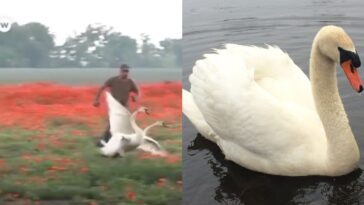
[0,82,182,205]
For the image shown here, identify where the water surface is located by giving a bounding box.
[183,0,364,204]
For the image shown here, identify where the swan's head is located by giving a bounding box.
[315,25,363,93]
[137,106,150,115]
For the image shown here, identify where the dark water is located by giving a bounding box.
[183,0,364,204]
[0,68,180,85]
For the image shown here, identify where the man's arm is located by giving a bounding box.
[130,80,139,102]
[93,85,107,107]
[94,78,112,107]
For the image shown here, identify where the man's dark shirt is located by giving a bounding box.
[104,76,138,107]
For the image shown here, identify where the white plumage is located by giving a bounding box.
[185,45,327,176]
[105,92,134,135]
[184,26,361,176]
[99,94,165,157]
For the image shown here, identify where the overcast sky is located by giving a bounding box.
[2,0,182,45]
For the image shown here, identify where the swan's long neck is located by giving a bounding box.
[130,110,144,137]
[310,43,359,174]
[143,122,159,136]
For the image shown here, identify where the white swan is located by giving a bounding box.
[183,25,362,176]
[105,91,134,135]
[99,107,165,157]
[99,106,149,157]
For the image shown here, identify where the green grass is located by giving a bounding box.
[0,125,182,205]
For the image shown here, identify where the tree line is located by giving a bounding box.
[0,23,181,68]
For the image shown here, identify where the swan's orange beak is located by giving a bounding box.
[341,60,363,93]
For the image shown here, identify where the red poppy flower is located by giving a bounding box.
[126,191,136,201]
[0,82,181,131]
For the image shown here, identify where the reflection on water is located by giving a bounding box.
[183,0,364,204]
[187,134,364,205]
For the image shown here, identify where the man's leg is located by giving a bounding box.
[102,120,112,142]
[96,118,111,147]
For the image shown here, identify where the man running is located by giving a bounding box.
[93,64,139,145]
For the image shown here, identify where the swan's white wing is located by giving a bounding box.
[99,134,123,157]
[137,136,164,154]
[224,44,316,110]
[189,45,327,176]
[100,139,107,146]
[182,89,217,142]
[105,92,134,135]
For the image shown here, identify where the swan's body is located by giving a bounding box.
[183,26,361,176]
[99,107,145,157]
[99,100,164,157]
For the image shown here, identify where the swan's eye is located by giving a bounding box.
[338,47,361,68]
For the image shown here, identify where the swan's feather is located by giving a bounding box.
[137,136,164,154]
[189,44,328,176]
[100,139,107,146]
[99,132,139,157]
[99,133,124,157]
[182,89,217,142]
[105,92,134,135]
[224,44,316,110]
